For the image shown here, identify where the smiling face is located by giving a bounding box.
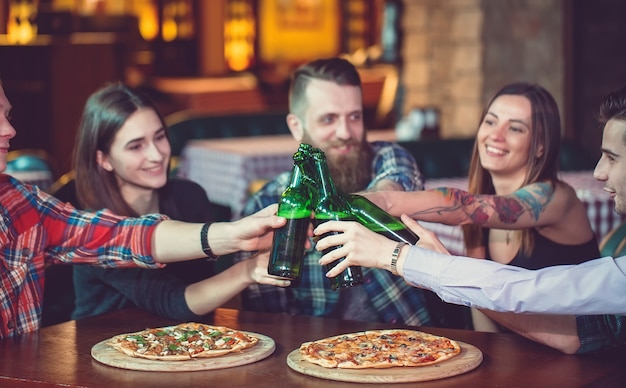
[0,85,17,173]
[476,94,537,184]
[594,119,626,214]
[293,78,366,158]
[96,107,170,198]
[288,78,372,192]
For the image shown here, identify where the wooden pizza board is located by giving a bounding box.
[286,341,482,384]
[91,331,275,372]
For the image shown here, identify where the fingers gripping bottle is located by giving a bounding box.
[267,147,313,279]
[347,194,419,244]
[310,149,364,290]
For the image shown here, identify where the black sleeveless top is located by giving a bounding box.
[485,228,600,269]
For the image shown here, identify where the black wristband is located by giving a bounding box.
[200,223,219,260]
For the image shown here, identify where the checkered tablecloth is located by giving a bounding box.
[179,131,397,218]
[180,135,298,218]
[422,171,626,255]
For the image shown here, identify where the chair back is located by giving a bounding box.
[6,149,55,191]
[48,170,80,206]
[599,220,626,257]
[165,110,290,157]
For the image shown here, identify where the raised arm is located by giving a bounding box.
[184,250,290,315]
[152,204,285,263]
[366,181,576,230]
[315,215,626,315]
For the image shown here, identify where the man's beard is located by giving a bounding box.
[302,134,374,193]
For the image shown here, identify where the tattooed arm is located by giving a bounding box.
[363,182,574,229]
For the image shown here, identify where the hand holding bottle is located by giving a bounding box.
[310,149,364,290]
[244,250,293,287]
[314,220,398,277]
[316,215,445,278]
[268,145,314,279]
[347,194,419,244]
[358,191,393,212]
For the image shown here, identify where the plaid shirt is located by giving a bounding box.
[576,314,626,353]
[0,175,166,338]
[237,141,432,326]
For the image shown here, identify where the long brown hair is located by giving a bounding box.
[463,82,562,256]
[73,82,168,216]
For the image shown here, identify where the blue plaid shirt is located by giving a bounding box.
[237,141,432,326]
[576,314,626,353]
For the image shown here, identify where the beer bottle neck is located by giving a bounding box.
[288,163,305,188]
[313,158,338,200]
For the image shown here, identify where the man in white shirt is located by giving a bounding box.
[313,86,626,354]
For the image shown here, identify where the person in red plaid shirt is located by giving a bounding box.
[0,80,289,338]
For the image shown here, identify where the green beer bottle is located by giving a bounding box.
[347,194,419,244]
[310,149,364,291]
[267,150,313,279]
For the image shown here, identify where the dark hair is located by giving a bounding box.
[73,82,167,216]
[463,82,562,256]
[288,57,361,119]
[598,86,626,145]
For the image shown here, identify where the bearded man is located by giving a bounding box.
[236,57,444,327]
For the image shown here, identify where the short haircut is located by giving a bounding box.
[288,57,361,119]
[598,86,626,145]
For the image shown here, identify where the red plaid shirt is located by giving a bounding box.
[0,175,167,338]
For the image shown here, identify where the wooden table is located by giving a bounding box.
[0,307,624,387]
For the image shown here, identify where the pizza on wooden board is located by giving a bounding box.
[299,329,461,369]
[107,322,259,361]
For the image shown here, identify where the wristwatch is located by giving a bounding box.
[390,242,407,275]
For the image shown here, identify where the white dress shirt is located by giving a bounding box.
[403,247,626,315]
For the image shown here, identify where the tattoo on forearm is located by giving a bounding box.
[408,184,554,226]
[514,183,553,221]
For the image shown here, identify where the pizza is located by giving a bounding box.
[299,329,461,369]
[107,322,259,361]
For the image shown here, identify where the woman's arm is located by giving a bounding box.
[184,250,290,315]
[365,182,573,230]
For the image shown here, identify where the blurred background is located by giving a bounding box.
[1,0,625,176]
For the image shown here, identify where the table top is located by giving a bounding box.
[0,307,624,387]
